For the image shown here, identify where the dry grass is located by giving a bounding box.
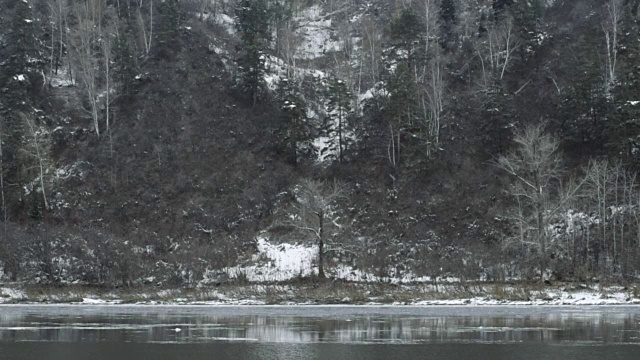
[5,280,639,304]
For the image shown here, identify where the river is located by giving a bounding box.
[0,305,639,359]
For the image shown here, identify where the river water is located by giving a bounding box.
[0,305,639,359]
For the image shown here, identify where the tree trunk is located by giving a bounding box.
[338,102,343,162]
[538,205,546,283]
[0,126,6,234]
[318,211,325,279]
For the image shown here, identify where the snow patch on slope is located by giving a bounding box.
[220,238,452,284]
[295,5,342,60]
[48,67,75,87]
[227,237,316,282]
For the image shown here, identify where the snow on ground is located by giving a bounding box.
[214,13,236,35]
[195,11,236,35]
[221,237,452,284]
[0,287,27,303]
[412,291,640,306]
[227,237,317,282]
[295,5,342,60]
[79,298,119,305]
[48,67,75,87]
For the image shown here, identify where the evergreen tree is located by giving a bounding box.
[389,8,423,73]
[0,0,43,215]
[384,62,417,168]
[560,23,608,155]
[492,0,514,21]
[439,0,457,48]
[235,0,271,107]
[511,0,545,60]
[322,76,353,163]
[277,78,313,166]
[1,0,45,104]
[113,23,137,97]
[478,12,488,38]
[607,7,640,164]
[157,0,181,56]
[480,81,514,154]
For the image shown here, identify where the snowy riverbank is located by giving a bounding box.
[3,238,639,306]
[2,281,639,306]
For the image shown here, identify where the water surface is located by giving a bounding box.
[0,305,639,359]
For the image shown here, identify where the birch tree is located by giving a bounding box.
[360,14,382,87]
[415,0,444,158]
[478,14,519,86]
[47,0,69,80]
[101,15,117,135]
[495,124,585,282]
[422,48,445,158]
[20,113,51,211]
[586,159,613,269]
[602,0,623,96]
[137,0,154,57]
[71,1,103,136]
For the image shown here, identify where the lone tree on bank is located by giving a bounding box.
[295,179,345,279]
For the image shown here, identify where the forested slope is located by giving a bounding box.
[1,0,640,286]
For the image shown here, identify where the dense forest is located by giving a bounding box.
[1,0,640,287]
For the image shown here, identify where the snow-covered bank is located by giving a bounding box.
[1,282,639,306]
[2,237,640,306]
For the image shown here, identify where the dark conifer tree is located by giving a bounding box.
[1,0,45,103]
[157,0,182,55]
[0,0,44,216]
[439,0,457,48]
[113,23,137,97]
[480,82,514,154]
[383,62,417,170]
[277,78,313,166]
[560,23,608,155]
[389,8,423,74]
[323,76,353,162]
[511,0,545,60]
[607,7,640,165]
[235,0,271,107]
[492,0,514,21]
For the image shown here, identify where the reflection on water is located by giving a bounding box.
[0,306,639,344]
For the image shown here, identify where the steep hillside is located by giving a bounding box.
[2,0,640,286]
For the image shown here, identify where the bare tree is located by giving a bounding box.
[602,0,623,96]
[47,0,69,79]
[422,48,445,158]
[478,14,519,85]
[418,0,439,69]
[360,14,381,87]
[585,159,616,271]
[47,0,73,84]
[137,0,153,57]
[457,0,482,39]
[71,1,103,136]
[279,26,301,81]
[293,179,345,279]
[413,0,444,158]
[495,124,585,282]
[20,113,52,211]
[584,159,640,275]
[101,13,117,135]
